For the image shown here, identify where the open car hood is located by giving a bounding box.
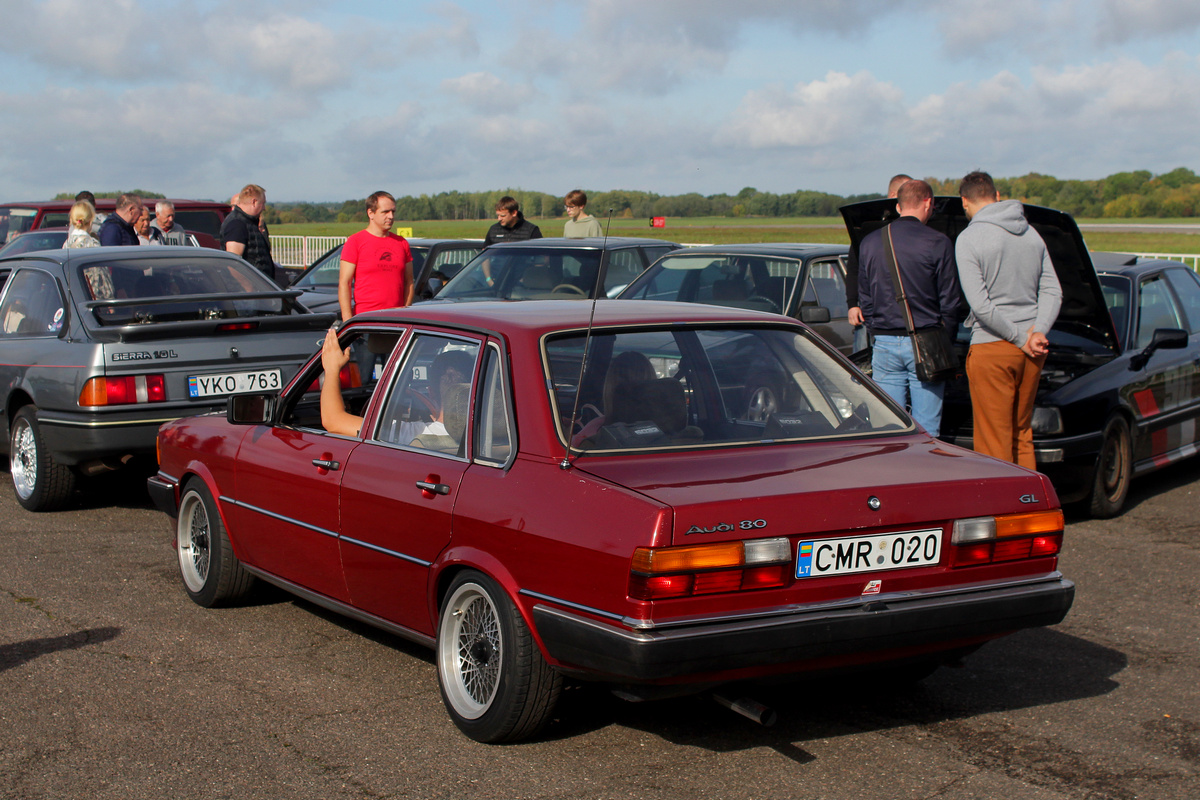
[840,197,1118,354]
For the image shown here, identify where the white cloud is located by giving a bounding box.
[439,72,536,112]
[717,72,907,149]
[1094,0,1200,43]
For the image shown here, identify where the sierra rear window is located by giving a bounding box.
[79,257,288,325]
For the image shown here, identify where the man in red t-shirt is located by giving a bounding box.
[338,191,413,321]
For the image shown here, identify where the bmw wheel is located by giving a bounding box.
[177,481,254,607]
[9,406,75,512]
[1088,415,1132,518]
[436,571,562,743]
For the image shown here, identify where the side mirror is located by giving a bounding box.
[1129,327,1188,371]
[426,277,444,297]
[799,306,831,324]
[227,393,275,424]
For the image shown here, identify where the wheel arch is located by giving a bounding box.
[177,465,245,560]
[430,548,549,656]
[5,388,35,436]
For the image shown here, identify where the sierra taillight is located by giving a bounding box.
[79,375,167,406]
[949,509,1064,567]
[629,537,791,600]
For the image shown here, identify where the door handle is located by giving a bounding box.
[312,458,341,470]
[416,480,451,496]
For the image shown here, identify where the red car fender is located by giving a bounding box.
[426,545,555,657]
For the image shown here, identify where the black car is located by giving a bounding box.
[432,237,680,301]
[289,238,485,315]
[618,243,855,355]
[844,197,1198,517]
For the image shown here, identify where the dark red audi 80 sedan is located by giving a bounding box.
[149,300,1074,742]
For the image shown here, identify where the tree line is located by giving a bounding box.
[56,167,1200,223]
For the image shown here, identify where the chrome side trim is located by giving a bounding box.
[518,589,625,622]
[340,535,431,567]
[242,565,435,649]
[220,497,338,539]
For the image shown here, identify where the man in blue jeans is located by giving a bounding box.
[858,180,961,436]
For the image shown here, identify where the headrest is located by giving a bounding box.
[441,382,471,441]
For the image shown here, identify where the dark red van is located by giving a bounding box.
[0,199,229,249]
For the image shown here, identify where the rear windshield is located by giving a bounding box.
[173,210,224,238]
[545,326,908,452]
[78,257,289,325]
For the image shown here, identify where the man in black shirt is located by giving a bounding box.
[221,184,275,282]
[484,196,542,246]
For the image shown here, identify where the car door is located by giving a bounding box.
[338,330,482,634]
[1124,270,1200,467]
[228,326,403,601]
[793,257,854,354]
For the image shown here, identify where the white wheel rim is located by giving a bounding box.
[10,418,37,500]
[177,491,211,592]
[439,583,502,720]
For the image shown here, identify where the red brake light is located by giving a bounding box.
[629,537,791,600]
[79,375,167,406]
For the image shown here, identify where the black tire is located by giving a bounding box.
[9,406,76,512]
[1088,415,1133,518]
[436,570,562,743]
[176,480,255,607]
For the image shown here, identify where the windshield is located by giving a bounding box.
[0,207,38,245]
[294,245,430,290]
[78,257,291,325]
[545,325,908,452]
[439,247,606,301]
[0,230,67,257]
[622,253,800,315]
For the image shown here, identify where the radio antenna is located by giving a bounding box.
[559,208,614,470]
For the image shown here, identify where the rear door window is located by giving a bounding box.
[0,269,65,337]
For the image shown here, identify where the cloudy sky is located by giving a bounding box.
[1,0,1198,203]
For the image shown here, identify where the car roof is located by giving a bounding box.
[484,236,678,250]
[354,298,789,336]
[652,242,848,258]
[1094,257,1196,278]
[0,198,229,210]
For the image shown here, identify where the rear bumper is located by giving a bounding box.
[37,406,222,465]
[532,576,1074,682]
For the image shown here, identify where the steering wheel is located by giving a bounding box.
[746,295,781,314]
[552,283,587,296]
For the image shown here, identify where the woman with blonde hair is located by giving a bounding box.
[63,200,100,248]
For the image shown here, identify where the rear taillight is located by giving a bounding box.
[79,375,167,406]
[950,509,1064,567]
[629,537,792,600]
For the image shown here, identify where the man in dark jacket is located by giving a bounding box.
[484,196,542,246]
[98,194,143,246]
[858,179,961,436]
[221,184,275,282]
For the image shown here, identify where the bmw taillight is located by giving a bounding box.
[79,375,167,406]
[950,509,1064,567]
[629,537,792,600]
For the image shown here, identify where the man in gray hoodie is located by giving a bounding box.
[956,171,1062,470]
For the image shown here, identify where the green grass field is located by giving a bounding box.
[272,216,1200,256]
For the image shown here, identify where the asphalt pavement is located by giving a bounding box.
[1,461,1197,800]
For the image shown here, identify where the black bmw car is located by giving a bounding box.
[843,198,1197,517]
